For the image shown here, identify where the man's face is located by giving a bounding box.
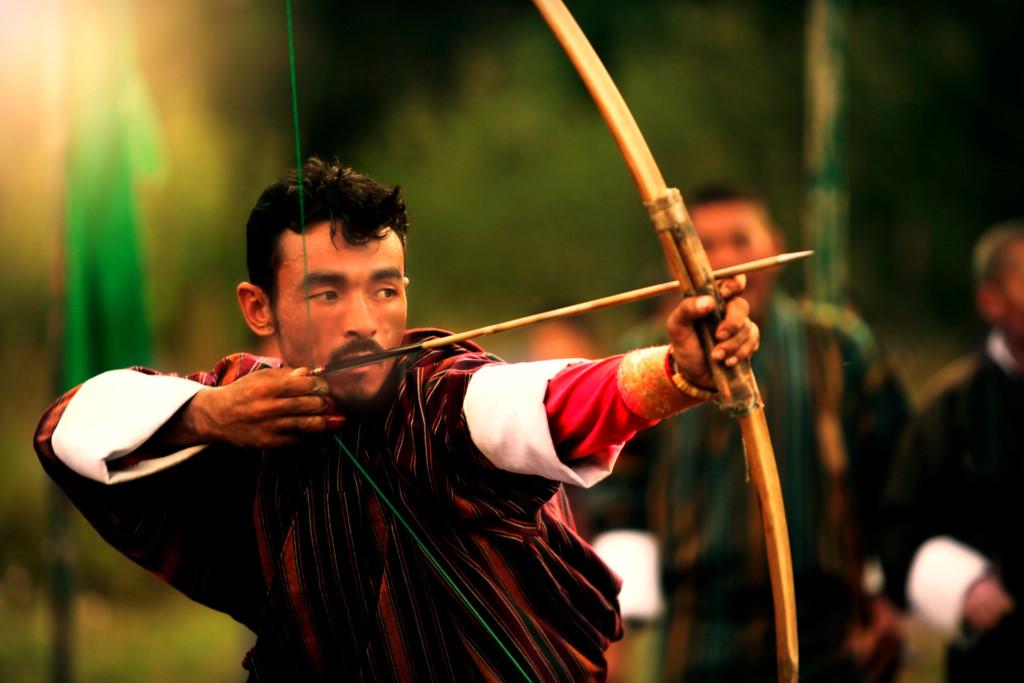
[271,222,408,408]
[690,199,781,319]
[979,240,1024,349]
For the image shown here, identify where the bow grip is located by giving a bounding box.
[645,188,763,417]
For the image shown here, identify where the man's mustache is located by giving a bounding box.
[327,338,386,367]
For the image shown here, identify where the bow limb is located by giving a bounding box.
[531,1,799,680]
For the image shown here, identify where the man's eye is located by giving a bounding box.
[311,290,337,301]
[376,288,398,300]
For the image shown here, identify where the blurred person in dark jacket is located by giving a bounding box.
[881,222,1024,682]
[587,185,910,682]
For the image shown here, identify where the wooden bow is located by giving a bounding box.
[531,2,799,680]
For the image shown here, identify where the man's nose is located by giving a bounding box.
[343,293,376,339]
[705,246,739,271]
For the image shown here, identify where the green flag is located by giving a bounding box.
[61,0,160,389]
[49,5,162,681]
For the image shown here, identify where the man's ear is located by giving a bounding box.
[770,227,787,255]
[404,276,411,289]
[237,282,277,337]
[976,282,1005,326]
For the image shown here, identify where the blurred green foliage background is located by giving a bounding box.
[1,0,1021,680]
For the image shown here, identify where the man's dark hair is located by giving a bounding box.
[973,220,1024,286]
[686,183,766,212]
[246,156,410,299]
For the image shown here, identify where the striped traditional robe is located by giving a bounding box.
[35,331,624,681]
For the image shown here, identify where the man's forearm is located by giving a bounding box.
[546,347,706,459]
[143,389,220,453]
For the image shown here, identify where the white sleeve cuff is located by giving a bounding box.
[51,369,209,484]
[462,359,622,487]
[907,535,991,635]
[592,530,664,621]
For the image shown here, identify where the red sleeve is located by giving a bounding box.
[543,355,659,461]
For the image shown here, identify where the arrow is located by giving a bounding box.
[313,250,811,376]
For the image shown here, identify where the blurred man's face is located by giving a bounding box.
[690,199,781,319]
[978,239,1024,351]
[272,222,408,409]
[525,321,599,361]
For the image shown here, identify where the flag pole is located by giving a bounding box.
[804,0,849,305]
[43,0,74,680]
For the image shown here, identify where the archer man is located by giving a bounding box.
[34,157,759,681]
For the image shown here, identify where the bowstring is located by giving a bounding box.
[281,5,530,679]
[334,436,532,681]
[284,0,314,367]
